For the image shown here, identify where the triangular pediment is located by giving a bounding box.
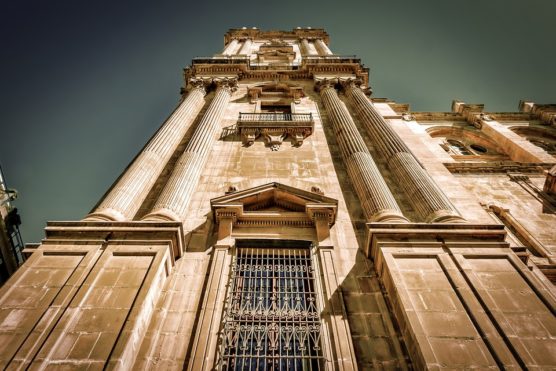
[211,183,338,226]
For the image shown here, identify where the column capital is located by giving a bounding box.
[187,78,210,94]
[314,78,337,92]
[213,77,238,93]
[339,78,372,95]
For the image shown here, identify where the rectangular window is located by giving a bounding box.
[219,241,324,370]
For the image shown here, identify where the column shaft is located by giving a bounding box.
[222,39,239,55]
[345,84,464,223]
[85,87,206,221]
[145,82,234,221]
[320,85,407,222]
[238,39,252,55]
[300,39,318,56]
[315,39,333,55]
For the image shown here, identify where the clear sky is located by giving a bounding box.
[1,0,555,243]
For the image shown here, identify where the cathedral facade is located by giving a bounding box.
[0,28,555,369]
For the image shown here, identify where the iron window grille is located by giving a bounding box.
[218,241,324,370]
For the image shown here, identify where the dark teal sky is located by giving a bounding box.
[1,0,555,243]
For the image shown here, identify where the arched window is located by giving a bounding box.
[446,139,472,155]
[470,144,487,154]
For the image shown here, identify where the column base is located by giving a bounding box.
[142,208,181,222]
[82,208,127,222]
[370,209,410,223]
[425,209,466,223]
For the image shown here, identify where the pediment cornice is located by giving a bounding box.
[211,182,337,227]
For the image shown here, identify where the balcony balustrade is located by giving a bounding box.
[237,112,314,150]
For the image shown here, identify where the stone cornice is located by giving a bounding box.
[400,111,536,123]
[224,28,330,44]
[211,182,338,227]
[187,55,369,85]
[443,161,553,174]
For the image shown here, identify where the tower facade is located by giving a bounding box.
[0,28,555,369]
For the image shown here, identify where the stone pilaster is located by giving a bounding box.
[343,80,465,223]
[85,83,207,221]
[144,78,237,222]
[317,80,408,223]
[222,39,239,55]
[315,39,333,55]
[238,38,252,55]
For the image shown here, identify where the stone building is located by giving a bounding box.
[0,165,24,284]
[0,28,555,369]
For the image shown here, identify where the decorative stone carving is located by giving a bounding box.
[225,185,238,194]
[289,129,306,147]
[314,77,337,92]
[213,77,238,92]
[310,186,324,195]
[261,129,287,151]
[237,112,314,149]
[241,127,258,146]
[402,112,415,121]
[508,172,530,182]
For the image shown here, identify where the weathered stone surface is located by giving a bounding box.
[1,28,555,370]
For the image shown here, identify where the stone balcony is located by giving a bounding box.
[237,112,314,150]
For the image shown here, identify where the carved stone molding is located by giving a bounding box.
[215,209,238,224]
[443,161,550,174]
[210,182,338,228]
[247,84,305,104]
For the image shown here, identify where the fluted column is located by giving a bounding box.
[85,83,207,221]
[300,38,318,56]
[318,80,408,223]
[222,39,239,55]
[315,39,333,55]
[238,38,252,55]
[343,81,465,223]
[144,78,236,221]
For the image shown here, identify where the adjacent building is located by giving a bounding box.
[0,164,24,284]
[0,28,555,369]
